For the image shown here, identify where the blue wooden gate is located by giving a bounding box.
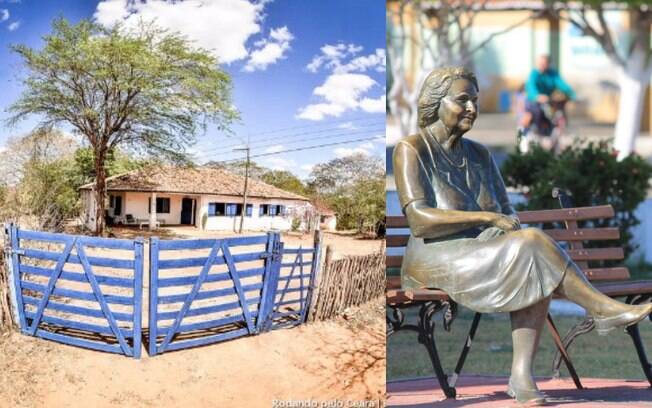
[6,224,144,358]
[267,241,321,330]
[148,232,283,355]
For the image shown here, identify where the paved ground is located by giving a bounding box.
[387,375,652,407]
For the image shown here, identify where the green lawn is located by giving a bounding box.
[387,307,652,381]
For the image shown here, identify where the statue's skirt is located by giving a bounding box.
[401,227,570,313]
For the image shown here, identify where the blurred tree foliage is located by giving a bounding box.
[501,141,652,259]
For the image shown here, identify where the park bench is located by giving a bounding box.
[386,192,652,399]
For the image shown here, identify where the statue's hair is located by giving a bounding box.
[417,67,479,128]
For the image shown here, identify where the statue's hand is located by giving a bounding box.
[489,213,520,231]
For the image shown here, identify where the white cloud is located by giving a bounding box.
[297,73,379,121]
[264,157,296,171]
[243,26,293,72]
[359,94,386,113]
[7,20,19,31]
[306,43,384,74]
[334,142,374,158]
[94,0,266,64]
[300,164,314,172]
[338,49,385,74]
[0,9,8,22]
[299,42,385,121]
[263,144,284,154]
[337,122,357,130]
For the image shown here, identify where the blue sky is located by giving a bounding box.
[0,0,385,179]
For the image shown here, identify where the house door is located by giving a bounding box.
[181,198,195,225]
[114,196,122,216]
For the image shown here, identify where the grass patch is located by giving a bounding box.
[388,307,652,381]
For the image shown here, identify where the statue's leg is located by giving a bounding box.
[555,263,652,333]
[556,264,650,315]
[509,296,550,403]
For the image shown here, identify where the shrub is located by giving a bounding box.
[501,141,652,259]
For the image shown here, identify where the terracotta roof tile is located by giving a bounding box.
[79,166,309,201]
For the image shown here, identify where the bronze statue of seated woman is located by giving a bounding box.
[392,66,652,405]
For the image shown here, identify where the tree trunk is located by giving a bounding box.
[613,48,651,160]
[94,147,107,236]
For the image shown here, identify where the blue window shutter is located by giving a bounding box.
[226,204,235,216]
[246,204,253,217]
[259,205,264,216]
[208,203,216,216]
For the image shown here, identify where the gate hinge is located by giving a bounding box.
[10,249,25,256]
[259,252,273,259]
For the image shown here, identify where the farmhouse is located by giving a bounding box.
[79,166,316,232]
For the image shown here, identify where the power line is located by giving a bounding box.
[203,119,385,153]
[242,115,384,137]
[207,136,383,164]
[195,127,385,159]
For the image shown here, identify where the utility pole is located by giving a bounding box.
[234,142,250,234]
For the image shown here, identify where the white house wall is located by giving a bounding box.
[121,192,193,225]
[83,190,314,232]
[198,195,308,232]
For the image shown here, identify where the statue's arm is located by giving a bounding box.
[393,141,505,239]
[404,201,496,239]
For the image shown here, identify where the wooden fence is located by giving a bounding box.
[308,243,385,322]
[0,250,14,332]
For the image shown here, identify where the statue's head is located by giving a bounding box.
[417,67,479,130]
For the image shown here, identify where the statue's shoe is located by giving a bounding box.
[506,379,546,405]
[593,303,652,336]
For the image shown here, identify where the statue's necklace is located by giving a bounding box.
[429,128,467,169]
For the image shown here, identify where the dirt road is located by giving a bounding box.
[0,298,385,408]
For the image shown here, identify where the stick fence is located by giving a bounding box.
[308,242,385,322]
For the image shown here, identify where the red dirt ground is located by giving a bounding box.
[0,298,385,408]
[387,375,652,407]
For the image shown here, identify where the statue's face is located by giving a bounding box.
[438,78,478,133]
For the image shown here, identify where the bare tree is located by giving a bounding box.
[546,1,652,159]
[387,0,538,136]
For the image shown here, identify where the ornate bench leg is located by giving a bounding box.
[551,317,595,383]
[450,312,482,388]
[418,301,456,399]
[626,294,652,386]
[546,314,583,389]
[626,323,652,386]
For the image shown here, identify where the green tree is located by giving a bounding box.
[0,129,80,230]
[7,18,237,235]
[309,153,385,232]
[261,170,307,196]
[501,141,652,258]
[72,147,149,187]
[208,160,269,180]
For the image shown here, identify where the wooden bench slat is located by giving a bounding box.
[386,216,409,228]
[566,248,624,261]
[543,228,620,241]
[517,205,615,223]
[387,288,449,304]
[584,267,630,281]
[595,280,652,297]
[387,256,403,268]
[386,228,621,248]
[386,235,409,247]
